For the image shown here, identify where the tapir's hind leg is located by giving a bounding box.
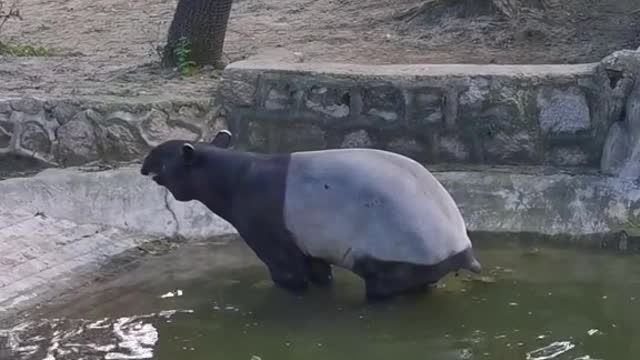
[364,275,433,300]
[305,257,333,286]
[353,257,436,301]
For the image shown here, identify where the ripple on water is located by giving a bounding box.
[0,310,194,360]
[526,341,576,360]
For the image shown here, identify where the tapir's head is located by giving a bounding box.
[140,130,233,201]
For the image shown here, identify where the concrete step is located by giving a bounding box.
[0,210,164,315]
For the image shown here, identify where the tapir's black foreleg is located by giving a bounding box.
[305,257,333,286]
[238,229,310,294]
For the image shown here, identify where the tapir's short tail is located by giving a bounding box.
[463,248,482,274]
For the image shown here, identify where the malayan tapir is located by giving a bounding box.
[140,130,482,300]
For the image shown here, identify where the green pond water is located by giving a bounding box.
[2,237,640,360]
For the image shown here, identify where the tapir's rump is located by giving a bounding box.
[283,148,474,270]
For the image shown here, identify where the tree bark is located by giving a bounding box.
[162,0,234,68]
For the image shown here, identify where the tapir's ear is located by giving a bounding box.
[182,143,195,164]
[211,130,232,148]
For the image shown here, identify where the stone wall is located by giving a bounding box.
[3,50,638,177]
[0,97,223,170]
[218,59,632,169]
[600,50,640,181]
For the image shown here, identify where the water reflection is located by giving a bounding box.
[1,239,639,360]
[0,310,193,359]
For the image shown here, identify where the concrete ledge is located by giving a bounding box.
[2,165,637,245]
[0,166,235,240]
[438,170,640,239]
[0,210,166,316]
[226,61,598,77]
[0,167,236,318]
[5,164,637,240]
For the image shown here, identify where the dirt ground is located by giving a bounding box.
[0,0,638,99]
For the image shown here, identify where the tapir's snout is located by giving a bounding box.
[140,162,161,185]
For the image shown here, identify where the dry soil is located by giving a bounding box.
[0,0,638,99]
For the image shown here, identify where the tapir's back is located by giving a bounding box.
[283,148,471,269]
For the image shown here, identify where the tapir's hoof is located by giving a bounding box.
[271,273,309,294]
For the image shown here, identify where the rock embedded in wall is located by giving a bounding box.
[219,48,307,108]
[409,88,444,126]
[10,98,43,115]
[601,122,630,174]
[5,103,58,163]
[263,82,298,111]
[95,112,150,162]
[437,135,469,162]
[277,123,326,152]
[537,87,591,135]
[548,146,590,167]
[0,126,10,148]
[175,103,209,124]
[458,89,539,164]
[20,122,51,154]
[245,121,327,153]
[0,113,13,148]
[458,77,491,111]
[224,78,258,107]
[48,101,82,125]
[340,130,373,148]
[139,109,201,147]
[361,86,404,124]
[484,130,537,164]
[599,50,640,179]
[304,85,351,119]
[246,121,270,151]
[8,109,46,127]
[0,101,11,114]
[616,80,640,180]
[387,137,426,159]
[53,111,100,166]
[0,97,216,169]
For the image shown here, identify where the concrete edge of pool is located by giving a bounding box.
[1,164,638,321]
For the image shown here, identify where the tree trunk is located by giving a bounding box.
[162,0,234,69]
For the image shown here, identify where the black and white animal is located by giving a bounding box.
[140,130,482,300]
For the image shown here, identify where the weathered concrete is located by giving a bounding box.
[0,209,167,316]
[218,60,622,169]
[439,169,640,239]
[599,50,640,182]
[0,167,236,318]
[4,165,637,242]
[0,166,235,240]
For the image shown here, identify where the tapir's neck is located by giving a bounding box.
[194,149,252,223]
